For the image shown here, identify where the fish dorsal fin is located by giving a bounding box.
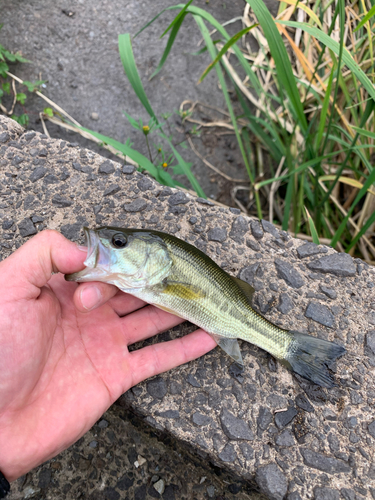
[162,280,206,300]
[232,277,255,304]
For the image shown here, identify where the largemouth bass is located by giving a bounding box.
[65,226,345,388]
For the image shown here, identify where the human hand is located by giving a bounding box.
[0,230,215,481]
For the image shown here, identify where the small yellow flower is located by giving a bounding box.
[162,162,168,168]
[158,148,162,152]
[142,125,150,134]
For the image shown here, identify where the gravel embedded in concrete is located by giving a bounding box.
[1,115,375,498]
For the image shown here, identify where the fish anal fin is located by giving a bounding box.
[232,277,255,304]
[210,334,244,367]
[162,280,206,300]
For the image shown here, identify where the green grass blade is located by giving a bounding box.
[198,23,258,82]
[150,13,186,80]
[159,132,206,197]
[278,20,375,102]
[160,0,194,38]
[134,9,169,38]
[245,0,308,133]
[305,207,320,244]
[354,4,375,32]
[118,34,158,122]
[316,58,334,150]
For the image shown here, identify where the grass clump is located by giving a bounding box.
[131,0,375,261]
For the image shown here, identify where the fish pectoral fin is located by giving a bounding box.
[232,277,255,305]
[161,280,206,300]
[210,334,244,367]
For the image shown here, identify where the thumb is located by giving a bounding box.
[0,229,87,298]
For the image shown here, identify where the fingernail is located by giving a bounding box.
[76,244,88,252]
[80,286,102,311]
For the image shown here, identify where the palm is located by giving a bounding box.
[0,234,215,481]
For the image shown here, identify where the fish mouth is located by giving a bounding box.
[65,227,108,282]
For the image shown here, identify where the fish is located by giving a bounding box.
[65,226,346,388]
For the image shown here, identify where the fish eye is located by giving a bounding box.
[111,233,127,249]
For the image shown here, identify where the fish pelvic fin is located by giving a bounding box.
[282,332,346,388]
[210,334,244,367]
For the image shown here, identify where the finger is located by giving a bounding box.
[73,282,119,313]
[120,305,185,346]
[108,292,146,317]
[0,230,87,299]
[128,329,216,387]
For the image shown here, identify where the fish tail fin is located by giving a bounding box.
[281,332,346,388]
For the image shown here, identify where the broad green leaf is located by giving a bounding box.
[16,92,27,105]
[118,34,158,122]
[44,107,54,117]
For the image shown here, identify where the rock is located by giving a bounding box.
[296,242,327,258]
[192,412,211,426]
[319,285,337,299]
[2,219,14,230]
[103,487,120,500]
[274,407,297,429]
[137,176,154,192]
[18,218,37,237]
[277,292,294,314]
[146,377,167,399]
[257,407,273,431]
[250,220,263,240]
[99,160,115,174]
[307,253,356,277]
[104,184,121,196]
[98,419,108,428]
[168,192,188,205]
[368,420,375,438]
[366,331,375,355]
[52,195,72,208]
[0,132,9,143]
[153,479,165,495]
[207,227,227,242]
[246,238,260,251]
[229,216,248,243]
[158,410,180,419]
[305,302,335,328]
[314,487,340,500]
[123,198,147,212]
[300,449,351,473]
[122,164,136,174]
[38,469,52,488]
[61,223,82,240]
[275,429,295,447]
[220,408,254,440]
[261,220,279,238]
[255,463,288,500]
[43,174,59,184]
[295,394,314,413]
[29,166,47,182]
[340,489,356,500]
[186,373,201,387]
[218,443,236,462]
[274,259,304,288]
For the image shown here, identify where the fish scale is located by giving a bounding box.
[66,226,346,388]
